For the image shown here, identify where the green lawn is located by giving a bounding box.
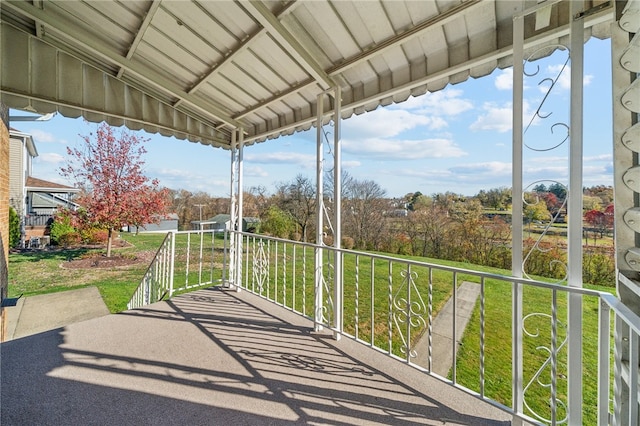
[8,233,167,313]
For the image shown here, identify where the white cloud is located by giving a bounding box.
[36,152,65,164]
[245,165,268,177]
[342,137,467,160]
[470,101,538,133]
[26,129,58,143]
[584,154,613,162]
[155,168,196,178]
[543,64,593,91]
[495,69,513,90]
[245,152,315,168]
[470,102,513,133]
[400,88,474,116]
[342,107,443,139]
[449,161,512,177]
[342,160,361,168]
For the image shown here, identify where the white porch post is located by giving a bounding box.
[228,130,238,287]
[235,129,244,292]
[315,91,325,331]
[333,86,342,339]
[567,1,585,422]
[511,13,524,425]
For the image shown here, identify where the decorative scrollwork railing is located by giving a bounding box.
[393,267,427,359]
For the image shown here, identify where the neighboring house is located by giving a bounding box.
[191,214,260,232]
[8,129,36,221]
[9,129,79,247]
[126,213,179,233]
[26,176,79,216]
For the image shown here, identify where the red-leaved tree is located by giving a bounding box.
[61,123,169,256]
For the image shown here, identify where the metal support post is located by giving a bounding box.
[169,231,175,298]
[511,13,525,425]
[228,130,238,287]
[567,2,585,423]
[315,92,325,331]
[236,129,244,292]
[333,86,342,340]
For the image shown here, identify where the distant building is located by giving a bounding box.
[191,214,260,232]
[126,213,179,233]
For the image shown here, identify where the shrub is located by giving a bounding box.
[583,249,616,287]
[342,236,355,250]
[9,207,21,248]
[81,228,109,244]
[50,210,77,245]
[58,232,82,246]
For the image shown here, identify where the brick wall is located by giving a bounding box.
[1,102,9,341]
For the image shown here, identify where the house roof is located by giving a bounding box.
[26,176,79,192]
[9,128,38,157]
[0,1,614,151]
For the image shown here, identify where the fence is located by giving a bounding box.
[127,229,640,425]
[127,230,229,309]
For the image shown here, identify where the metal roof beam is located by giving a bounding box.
[235,0,612,122]
[180,0,299,101]
[235,0,483,120]
[244,6,614,144]
[241,0,335,90]
[2,0,242,130]
[116,0,162,78]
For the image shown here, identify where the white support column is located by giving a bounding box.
[333,86,342,339]
[315,92,325,331]
[228,130,238,287]
[567,2,585,422]
[511,13,525,426]
[235,129,244,292]
[169,231,175,298]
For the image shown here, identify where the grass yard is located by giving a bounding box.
[8,233,168,313]
[454,279,614,424]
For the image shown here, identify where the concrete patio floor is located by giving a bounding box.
[1,287,511,425]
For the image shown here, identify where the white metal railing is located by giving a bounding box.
[127,230,229,309]
[127,229,640,425]
[230,230,640,426]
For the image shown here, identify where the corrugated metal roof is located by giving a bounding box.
[1,0,613,150]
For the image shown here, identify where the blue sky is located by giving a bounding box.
[13,38,613,199]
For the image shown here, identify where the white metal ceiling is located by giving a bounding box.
[0,0,613,150]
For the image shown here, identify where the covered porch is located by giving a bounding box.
[1,0,639,425]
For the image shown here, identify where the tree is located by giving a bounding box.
[261,205,295,238]
[548,182,567,200]
[276,174,316,242]
[61,123,169,256]
[583,195,602,212]
[403,204,450,258]
[343,178,387,250]
[477,187,511,210]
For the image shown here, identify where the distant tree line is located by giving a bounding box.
[167,178,615,287]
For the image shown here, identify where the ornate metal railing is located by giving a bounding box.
[127,230,229,309]
[231,230,636,426]
[127,229,640,425]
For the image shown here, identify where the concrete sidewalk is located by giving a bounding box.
[413,281,481,377]
[5,286,110,340]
